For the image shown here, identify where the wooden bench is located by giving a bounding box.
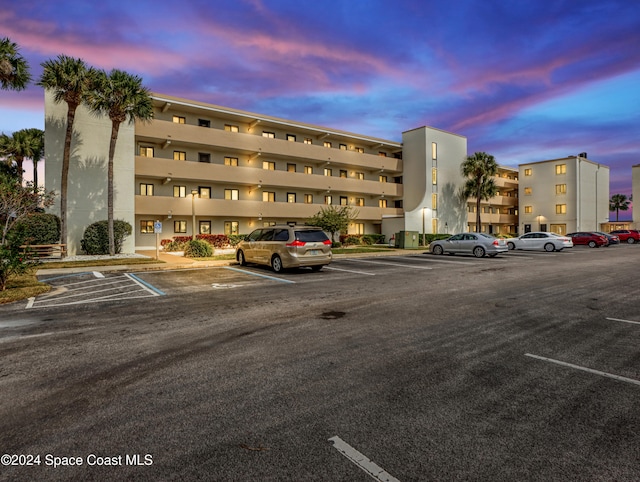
[21,244,67,259]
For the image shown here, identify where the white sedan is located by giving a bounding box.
[507,232,573,252]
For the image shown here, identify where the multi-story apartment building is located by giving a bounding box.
[44,90,609,255]
[632,164,640,229]
[518,156,609,234]
[464,166,519,235]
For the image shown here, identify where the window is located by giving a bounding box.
[139,146,154,157]
[355,197,364,206]
[379,199,388,208]
[555,184,567,194]
[287,163,296,173]
[224,189,239,200]
[262,131,275,138]
[224,221,239,235]
[286,134,296,142]
[140,220,154,233]
[556,204,567,214]
[140,183,153,196]
[324,168,332,177]
[224,156,238,166]
[263,161,275,170]
[325,195,332,205]
[199,221,211,234]
[432,218,438,233]
[340,196,348,206]
[432,193,437,210]
[524,168,532,176]
[174,220,187,233]
[524,206,533,214]
[287,193,296,203]
[304,138,312,145]
[355,147,364,153]
[379,175,387,183]
[198,119,210,128]
[324,141,332,148]
[340,170,347,178]
[524,187,532,195]
[173,186,186,198]
[198,153,210,163]
[379,152,387,157]
[173,151,186,161]
[432,168,437,185]
[354,223,364,235]
[432,142,437,160]
[357,172,364,180]
[304,166,313,175]
[173,115,185,124]
[555,164,566,175]
[225,124,239,132]
[263,191,275,202]
[304,194,313,204]
[199,187,211,198]
[339,143,347,150]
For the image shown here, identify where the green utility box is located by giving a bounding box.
[395,230,419,248]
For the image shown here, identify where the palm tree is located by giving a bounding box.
[25,128,44,188]
[609,193,630,222]
[87,69,153,255]
[0,37,31,91]
[37,55,96,256]
[461,152,498,233]
[0,128,43,181]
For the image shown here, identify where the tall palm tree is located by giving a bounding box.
[609,193,630,222]
[0,37,31,91]
[0,128,42,181]
[87,69,153,255]
[37,55,96,256]
[24,128,44,188]
[461,151,498,233]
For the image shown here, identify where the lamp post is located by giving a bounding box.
[191,189,198,240]
[422,207,426,246]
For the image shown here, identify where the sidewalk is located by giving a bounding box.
[36,247,428,276]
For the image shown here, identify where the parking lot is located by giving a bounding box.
[0,244,638,480]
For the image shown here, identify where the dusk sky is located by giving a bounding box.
[1,0,639,219]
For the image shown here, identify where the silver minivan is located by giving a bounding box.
[236,225,332,272]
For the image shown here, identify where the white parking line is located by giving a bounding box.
[325,266,376,276]
[525,353,640,387]
[328,436,400,482]
[348,259,432,270]
[418,257,478,265]
[224,266,296,283]
[93,271,105,278]
[606,317,640,325]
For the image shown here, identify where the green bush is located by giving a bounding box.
[163,240,187,252]
[80,220,132,255]
[184,239,213,258]
[0,243,39,291]
[227,234,247,246]
[343,236,361,246]
[12,213,61,245]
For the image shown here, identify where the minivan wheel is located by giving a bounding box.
[544,243,555,252]
[311,265,323,272]
[237,250,247,266]
[473,246,485,258]
[271,255,283,273]
[588,240,597,248]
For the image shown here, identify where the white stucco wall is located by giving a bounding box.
[44,90,136,255]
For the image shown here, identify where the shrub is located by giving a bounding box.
[184,239,213,258]
[80,220,132,255]
[13,213,60,245]
[196,234,230,248]
[162,240,187,252]
[342,235,361,246]
[227,234,247,246]
[0,243,39,291]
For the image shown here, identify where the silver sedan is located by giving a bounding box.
[430,233,508,258]
[507,232,573,252]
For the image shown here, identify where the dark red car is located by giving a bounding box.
[566,232,608,248]
[610,229,640,244]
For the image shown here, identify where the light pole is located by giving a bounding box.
[422,207,426,246]
[191,189,198,240]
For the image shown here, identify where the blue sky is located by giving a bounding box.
[1,0,638,219]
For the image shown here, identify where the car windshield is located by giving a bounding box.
[295,230,329,242]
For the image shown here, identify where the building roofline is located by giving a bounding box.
[402,125,467,139]
[519,156,609,169]
[151,92,403,150]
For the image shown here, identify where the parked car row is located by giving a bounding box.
[430,229,640,258]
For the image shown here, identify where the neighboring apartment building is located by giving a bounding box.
[633,164,640,229]
[518,155,609,234]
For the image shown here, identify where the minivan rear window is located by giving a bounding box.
[295,230,329,242]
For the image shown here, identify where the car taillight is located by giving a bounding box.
[492,240,499,246]
[322,239,332,246]
[286,240,306,247]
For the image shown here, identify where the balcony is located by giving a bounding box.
[467,212,518,224]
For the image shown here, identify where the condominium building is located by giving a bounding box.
[518,156,609,234]
[633,164,640,229]
[465,166,519,235]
